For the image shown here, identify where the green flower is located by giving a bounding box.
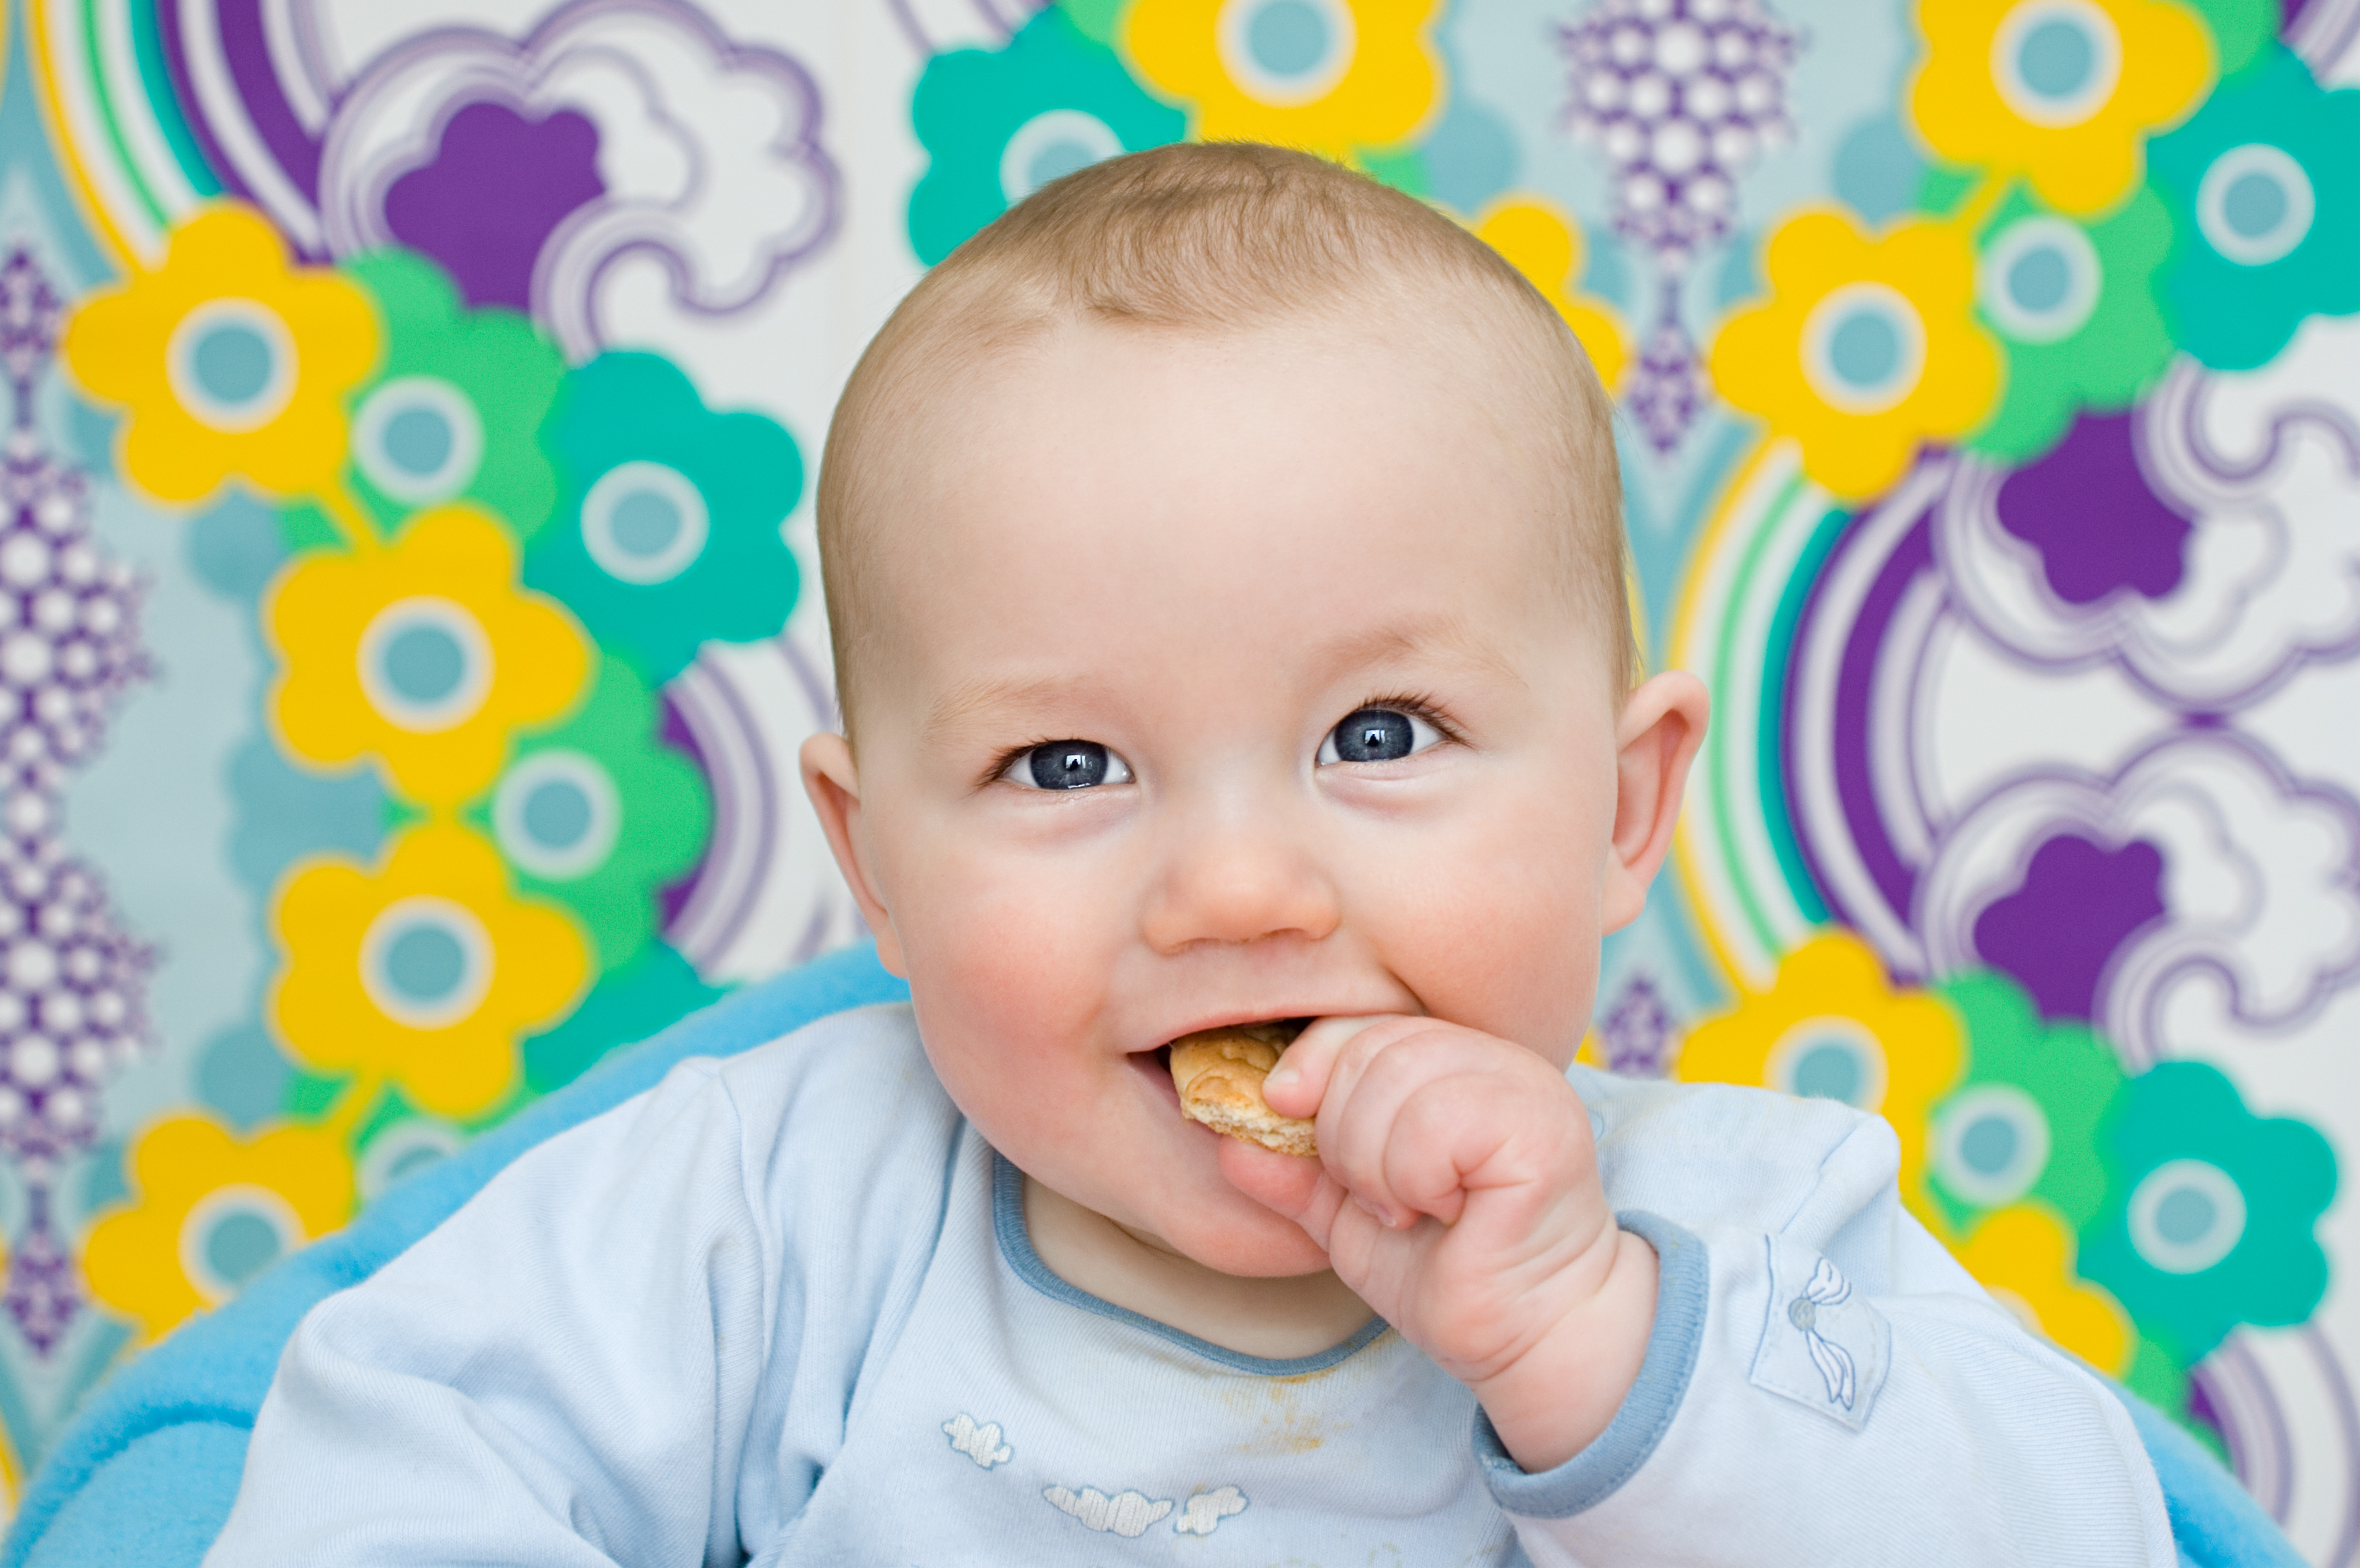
[523,353,802,682]
[2147,45,2360,371]
[341,250,566,539]
[463,657,710,974]
[2077,1061,2336,1365]
[1963,187,2174,465]
[909,8,1186,266]
[1924,971,2129,1235]
[2186,0,2278,80]
[521,942,722,1096]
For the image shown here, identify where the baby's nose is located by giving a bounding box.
[1139,813,1342,954]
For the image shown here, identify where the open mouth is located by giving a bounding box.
[1133,1019,1311,1105]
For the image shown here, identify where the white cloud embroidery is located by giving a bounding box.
[1042,1484,1173,1537]
[940,1413,1011,1469]
[1173,1485,1249,1535]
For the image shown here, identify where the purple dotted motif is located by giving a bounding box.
[0,248,152,1356]
[1597,971,1678,1077]
[1561,0,1797,451]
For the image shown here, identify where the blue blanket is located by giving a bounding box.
[0,945,2299,1566]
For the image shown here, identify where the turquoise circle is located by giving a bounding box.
[2155,1183,2219,1246]
[1829,311,1901,388]
[193,324,274,406]
[2006,246,2071,312]
[1792,1042,1863,1103]
[523,778,593,850]
[383,406,455,477]
[1028,138,1105,192]
[611,489,684,559]
[1960,1114,2020,1175]
[204,1210,282,1287]
[1250,0,1328,76]
[383,624,466,704]
[2223,171,2288,239]
[2018,18,2094,99]
[385,922,465,1004]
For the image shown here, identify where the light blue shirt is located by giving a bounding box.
[207,1003,2173,1565]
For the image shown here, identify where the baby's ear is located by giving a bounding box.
[1601,672,1710,933]
[800,732,907,976]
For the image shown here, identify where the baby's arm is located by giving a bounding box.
[1247,1025,2177,1566]
[1245,1016,1657,1468]
[1484,1118,2174,1565]
[206,1060,776,1567]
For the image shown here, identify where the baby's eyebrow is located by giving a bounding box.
[924,672,1108,744]
[920,618,1521,745]
[1312,617,1527,691]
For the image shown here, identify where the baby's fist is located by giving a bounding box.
[1227,1016,1657,1472]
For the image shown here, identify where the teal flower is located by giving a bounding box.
[521,942,722,1096]
[463,656,710,974]
[909,8,1186,266]
[2147,45,2360,371]
[1964,188,2175,465]
[523,353,802,682]
[340,250,566,539]
[2078,1061,2335,1365]
[1924,971,2129,1236]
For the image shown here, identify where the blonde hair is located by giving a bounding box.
[818,141,1633,733]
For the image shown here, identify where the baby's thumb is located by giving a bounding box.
[1217,1136,1340,1250]
[1261,1014,1388,1119]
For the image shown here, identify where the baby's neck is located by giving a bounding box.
[1022,1176,1375,1361]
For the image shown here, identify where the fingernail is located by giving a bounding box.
[1265,1062,1299,1091]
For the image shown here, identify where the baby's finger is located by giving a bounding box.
[1217,1136,1349,1251]
[1321,1026,1498,1227]
[1260,1014,1397,1119]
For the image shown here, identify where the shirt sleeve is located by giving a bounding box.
[1476,1112,2179,1567]
[203,1057,777,1568]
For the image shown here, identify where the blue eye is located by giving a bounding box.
[1318,707,1442,765]
[1003,740,1134,790]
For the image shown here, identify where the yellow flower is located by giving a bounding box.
[1472,197,1630,393]
[1953,1203,2134,1374]
[83,1115,354,1341]
[1677,931,1965,1220]
[60,205,379,504]
[1710,210,2001,500]
[271,823,589,1120]
[1910,0,2212,216]
[1124,0,1444,159]
[267,505,591,809]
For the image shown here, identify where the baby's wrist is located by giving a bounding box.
[1469,1224,1660,1475]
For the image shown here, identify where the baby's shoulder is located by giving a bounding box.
[600,1001,963,1240]
[699,998,959,1156]
[705,999,947,1120]
[1570,1066,1902,1235]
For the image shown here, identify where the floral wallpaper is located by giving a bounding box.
[0,0,2354,1558]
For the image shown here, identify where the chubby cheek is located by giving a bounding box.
[887,833,1120,1064]
[1355,771,1612,1061]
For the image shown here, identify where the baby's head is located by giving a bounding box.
[803,142,1705,1278]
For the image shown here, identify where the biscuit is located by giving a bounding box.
[1168,1021,1316,1157]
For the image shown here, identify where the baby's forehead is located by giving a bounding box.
[857,325,1585,688]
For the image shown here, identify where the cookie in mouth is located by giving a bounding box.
[1167,1020,1315,1157]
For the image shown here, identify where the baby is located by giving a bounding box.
[208,143,2173,1563]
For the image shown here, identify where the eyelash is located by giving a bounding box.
[980,737,1065,793]
[1353,692,1461,747]
[980,696,1462,789]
